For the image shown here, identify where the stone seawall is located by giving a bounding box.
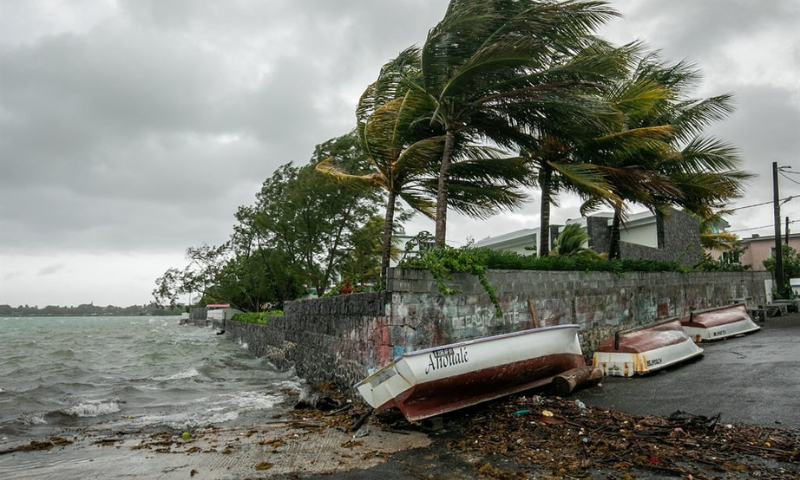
[185,269,771,394]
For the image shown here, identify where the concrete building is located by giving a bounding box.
[473,209,703,266]
[738,232,800,271]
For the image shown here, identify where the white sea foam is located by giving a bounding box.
[152,367,200,381]
[64,400,121,417]
[20,412,47,425]
[227,391,282,411]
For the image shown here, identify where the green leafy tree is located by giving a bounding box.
[156,134,382,306]
[764,245,800,298]
[153,243,230,308]
[336,216,385,287]
[211,250,304,311]
[238,133,382,295]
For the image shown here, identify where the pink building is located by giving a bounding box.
[738,233,800,271]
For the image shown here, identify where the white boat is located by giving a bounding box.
[680,303,760,342]
[354,324,585,421]
[592,318,704,377]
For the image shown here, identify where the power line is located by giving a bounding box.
[780,171,800,186]
[728,196,794,211]
[730,218,799,234]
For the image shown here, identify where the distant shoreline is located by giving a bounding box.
[1,313,181,318]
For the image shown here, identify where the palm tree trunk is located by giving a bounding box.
[609,205,622,259]
[539,163,553,256]
[434,127,455,247]
[381,190,397,280]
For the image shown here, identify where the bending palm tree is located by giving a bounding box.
[317,52,443,279]
[408,0,621,245]
[318,52,530,278]
[582,51,752,258]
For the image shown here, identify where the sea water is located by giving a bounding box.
[0,316,300,446]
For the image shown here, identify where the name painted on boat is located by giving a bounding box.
[425,347,468,374]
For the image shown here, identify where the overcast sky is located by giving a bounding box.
[1,0,798,308]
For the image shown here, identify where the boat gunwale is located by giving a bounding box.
[613,317,680,337]
[684,303,747,325]
[400,324,581,358]
[353,324,581,389]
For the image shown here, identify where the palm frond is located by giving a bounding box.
[315,157,384,190]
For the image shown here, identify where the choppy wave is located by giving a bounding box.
[151,367,200,381]
[19,412,48,425]
[0,315,295,443]
[63,399,122,418]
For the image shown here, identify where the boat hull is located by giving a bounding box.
[592,318,703,377]
[355,325,585,421]
[680,304,760,342]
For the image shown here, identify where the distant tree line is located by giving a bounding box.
[0,303,185,317]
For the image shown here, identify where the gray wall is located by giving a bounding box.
[195,269,770,394]
[587,209,703,266]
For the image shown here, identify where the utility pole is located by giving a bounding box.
[786,216,790,245]
[772,162,784,295]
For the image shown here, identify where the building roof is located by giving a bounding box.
[741,232,800,243]
[473,228,538,249]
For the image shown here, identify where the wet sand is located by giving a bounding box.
[1,421,431,480]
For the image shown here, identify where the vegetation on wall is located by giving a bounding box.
[230,311,283,325]
[399,233,502,316]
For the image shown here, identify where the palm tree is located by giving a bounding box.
[406,0,622,246]
[550,223,605,259]
[582,51,753,258]
[521,41,666,256]
[317,53,443,279]
[318,51,531,279]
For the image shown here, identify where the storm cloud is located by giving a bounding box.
[1,0,798,306]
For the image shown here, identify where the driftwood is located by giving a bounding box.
[527,298,538,328]
[551,366,603,395]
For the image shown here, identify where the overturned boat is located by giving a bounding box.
[592,318,703,377]
[354,325,585,421]
[680,303,760,342]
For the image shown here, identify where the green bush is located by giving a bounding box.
[231,311,283,325]
[479,248,688,274]
[399,240,501,317]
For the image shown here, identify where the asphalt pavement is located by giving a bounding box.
[579,311,800,430]
[298,311,800,479]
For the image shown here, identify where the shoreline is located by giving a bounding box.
[3,313,799,479]
[3,384,798,480]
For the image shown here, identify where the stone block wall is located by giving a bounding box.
[386,269,771,362]
[218,292,389,389]
[585,209,703,266]
[193,268,770,394]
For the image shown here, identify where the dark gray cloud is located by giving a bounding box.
[0,0,798,306]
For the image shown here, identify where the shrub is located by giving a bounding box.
[231,311,283,325]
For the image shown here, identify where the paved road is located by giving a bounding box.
[579,312,800,430]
